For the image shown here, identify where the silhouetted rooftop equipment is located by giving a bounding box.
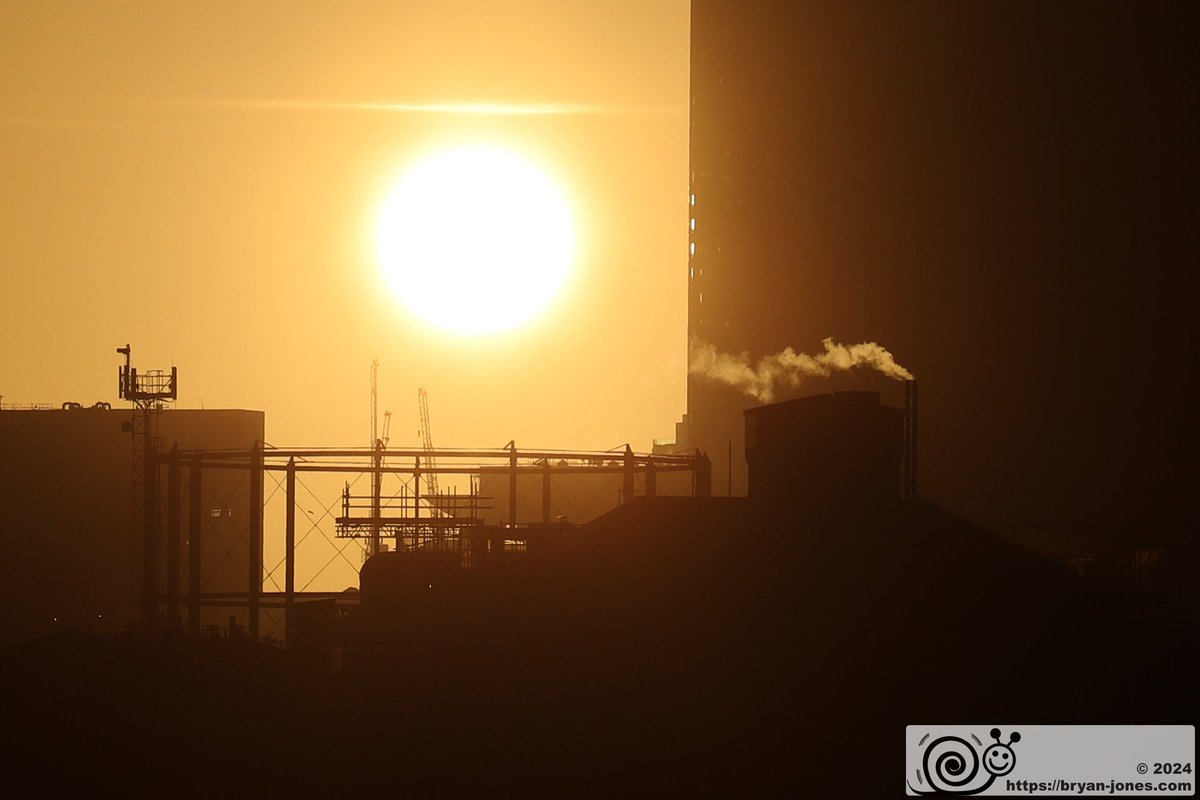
[744,390,908,515]
[360,550,463,606]
[117,343,177,405]
[56,401,113,410]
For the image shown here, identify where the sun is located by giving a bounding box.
[376,145,576,335]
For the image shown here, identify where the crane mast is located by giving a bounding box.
[370,359,379,449]
[418,388,441,514]
[369,359,381,557]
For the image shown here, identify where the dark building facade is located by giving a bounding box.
[684,0,1199,538]
[684,1,811,496]
[0,407,263,644]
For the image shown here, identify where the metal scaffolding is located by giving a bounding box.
[156,444,710,641]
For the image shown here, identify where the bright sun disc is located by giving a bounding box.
[376,145,575,335]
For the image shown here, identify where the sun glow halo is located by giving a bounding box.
[376,146,576,335]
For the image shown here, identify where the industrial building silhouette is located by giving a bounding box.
[2,388,1192,794]
[0,406,262,645]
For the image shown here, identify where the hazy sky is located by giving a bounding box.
[1,1,691,453]
[5,1,1196,538]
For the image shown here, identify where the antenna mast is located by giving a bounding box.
[116,344,177,625]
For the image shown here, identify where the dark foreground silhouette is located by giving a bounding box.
[1,497,1194,796]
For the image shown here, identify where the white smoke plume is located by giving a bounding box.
[689,337,913,403]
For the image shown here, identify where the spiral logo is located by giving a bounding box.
[926,737,981,789]
[908,728,1021,796]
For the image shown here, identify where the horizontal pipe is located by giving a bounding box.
[191,600,346,609]
[192,462,696,475]
[176,446,696,464]
[191,591,351,600]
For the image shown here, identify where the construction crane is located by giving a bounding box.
[368,360,382,557]
[417,388,441,514]
[369,359,380,450]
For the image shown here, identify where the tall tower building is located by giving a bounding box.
[685,1,795,496]
[684,1,915,496]
[683,0,1199,532]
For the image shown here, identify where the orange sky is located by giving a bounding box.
[1,1,691,454]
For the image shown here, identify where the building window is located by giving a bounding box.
[689,242,695,256]
[690,193,696,206]
[690,218,696,231]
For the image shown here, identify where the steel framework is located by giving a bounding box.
[152,443,710,641]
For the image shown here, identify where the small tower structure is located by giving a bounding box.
[117,344,177,623]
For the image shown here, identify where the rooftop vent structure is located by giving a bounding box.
[744,391,906,516]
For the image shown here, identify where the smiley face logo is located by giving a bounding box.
[909,728,1023,795]
[982,728,1021,777]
